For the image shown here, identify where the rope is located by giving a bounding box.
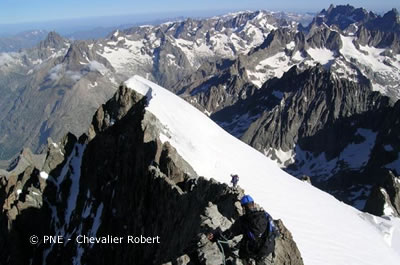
[217,239,230,244]
[217,240,227,265]
[217,238,240,265]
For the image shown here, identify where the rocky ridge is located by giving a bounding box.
[0,84,303,265]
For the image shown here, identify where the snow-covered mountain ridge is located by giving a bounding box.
[127,75,400,265]
[1,74,399,264]
[1,4,400,219]
[0,75,303,264]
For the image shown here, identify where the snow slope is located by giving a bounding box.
[125,75,400,265]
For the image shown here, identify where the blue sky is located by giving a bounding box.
[0,0,398,36]
[1,0,399,24]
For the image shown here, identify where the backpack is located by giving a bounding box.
[241,211,278,258]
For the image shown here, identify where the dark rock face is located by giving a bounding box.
[306,27,342,50]
[35,32,70,60]
[39,32,67,50]
[307,4,400,33]
[363,170,400,217]
[239,65,387,153]
[209,63,400,211]
[273,220,304,265]
[174,57,257,116]
[302,4,400,53]
[0,165,52,264]
[251,28,298,55]
[357,26,400,53]
[0,85,303,265]
[300,5,400,57]
[165,203,304,265]
[365,8,400,32]
[152,35,193,89]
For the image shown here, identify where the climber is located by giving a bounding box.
[207,195,278,265]
[231,174,239,187]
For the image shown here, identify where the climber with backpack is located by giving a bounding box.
[207,195,278,265]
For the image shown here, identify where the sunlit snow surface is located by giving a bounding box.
[125,75,400,265]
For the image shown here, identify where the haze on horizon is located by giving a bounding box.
[0,0,399,35]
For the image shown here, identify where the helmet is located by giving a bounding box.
[240,195,254,205]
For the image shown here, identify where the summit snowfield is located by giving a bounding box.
[125,75,400,265]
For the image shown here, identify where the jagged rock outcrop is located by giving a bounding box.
[174,57,257,115]
[39,32,67,50]
[237,65,387,153]
[306,27,342,50]
[304,4,400,34]
[0,84,303,265]
[365,8,400,32]
[35,31,70,60]
[303,5,400,54]
[251,28,298,57]
[273,220,304,265]
[364,170,400,217]
[0,133,75,264]
[152,35,193,88]
[5,148,46,177]
[166,202,304,265]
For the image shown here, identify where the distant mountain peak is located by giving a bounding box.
[313,4,374,31]
[39,31,67,49]
[365,8,400,31]
[382,8,400,23]
[0,29,48,53]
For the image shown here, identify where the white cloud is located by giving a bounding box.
[0,53,17,66]
[48,64,63,81]
[66,70,82,82]
[87,60,107,75]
